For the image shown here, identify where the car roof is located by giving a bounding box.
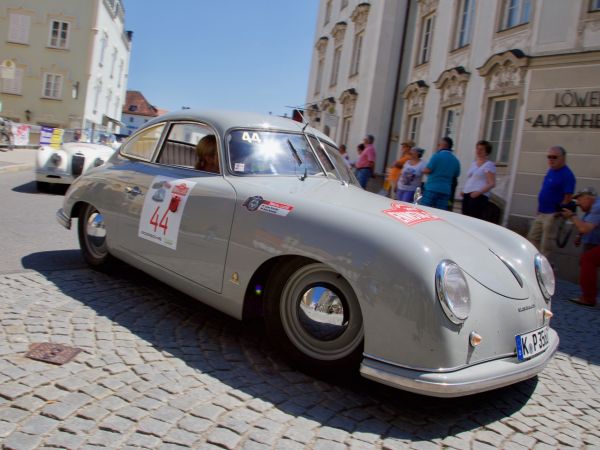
[144,109,336,146]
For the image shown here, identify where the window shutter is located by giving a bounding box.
[8,14,31,44]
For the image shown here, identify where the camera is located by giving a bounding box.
[559,200,577,213]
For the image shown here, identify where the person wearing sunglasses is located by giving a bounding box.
[527,146,576,259]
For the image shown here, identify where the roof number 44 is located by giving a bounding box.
[242,132,262,144]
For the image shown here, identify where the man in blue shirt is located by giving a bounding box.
[562,187,600,307]
[421,137,460,210]
[527,146,576,258]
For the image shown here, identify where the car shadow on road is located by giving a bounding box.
[12,180,68,195]
[20,251,552,444]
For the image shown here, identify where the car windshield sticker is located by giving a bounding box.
[243,196,293,217]
[234,163,245,172]
[382,202,441,226]
[138,176,197,249]
[242,131,262,144]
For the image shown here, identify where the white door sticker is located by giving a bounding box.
[138,176,196,250]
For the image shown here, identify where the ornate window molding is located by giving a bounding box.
[403,80,429,115]
[434,66,470,107]
[320,96,336,115]
[339,88,358,117]
[331,21,347,45]
[315,36,329,58]
[350,3,371,32]
[477,49,529,95]
[418,0,439,17]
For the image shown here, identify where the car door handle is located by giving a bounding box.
[125,186,142,196]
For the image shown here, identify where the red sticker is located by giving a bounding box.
[382,202,441,226]
[172,183,190,196]
[258,201,294,217]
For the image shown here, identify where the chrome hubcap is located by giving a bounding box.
[297,285,347,341]
[85,211,107,254]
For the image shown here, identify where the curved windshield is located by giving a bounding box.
[63,129,117,146]
[227,130,324,177]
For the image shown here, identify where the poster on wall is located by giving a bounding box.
[39,127,53,146]
[11,124,30,146]
[49,128,64,148]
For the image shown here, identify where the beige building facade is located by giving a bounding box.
[0,0,131,133]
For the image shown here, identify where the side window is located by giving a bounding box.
[321,140,360,187]
[308,136,336,177]
[156,122,219,173]
[121,123,165,160]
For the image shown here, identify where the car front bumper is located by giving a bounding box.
[36,170,74,185]
[56,208,71,230]
[360,327,559,397]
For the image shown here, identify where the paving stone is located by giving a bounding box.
[179,416,213,434]
[207,426,243,449]
[44,431,86,449]
[137,417,173,437]
[3,431,43,450]
[20,415,59,435]
[0,420,17,438]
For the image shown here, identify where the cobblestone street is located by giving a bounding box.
[0,267,599,449]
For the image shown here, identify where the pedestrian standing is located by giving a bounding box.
[385,140,414,198]
[355,135,376,190]
[461,140,496,219]
[396,147,426,202]
[339,144,352,168]
[527,145,576,258]
[421,137,460,210]
[561,187,600,307]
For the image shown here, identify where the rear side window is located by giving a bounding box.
[121,123,165,160]
[156,122,219,173]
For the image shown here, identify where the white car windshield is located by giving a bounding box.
[227,130,324,177]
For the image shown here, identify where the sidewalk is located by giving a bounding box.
[0,147,37,174]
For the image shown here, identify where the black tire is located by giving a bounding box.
[78,203,113,269]
[263,259,364,372]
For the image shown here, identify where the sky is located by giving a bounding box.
[123,0,320,117]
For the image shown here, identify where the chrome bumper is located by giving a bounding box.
[56,208,71,230]
[360,328,559,397]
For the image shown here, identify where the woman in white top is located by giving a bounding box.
[461,140,496,219]
[396,147,427,202]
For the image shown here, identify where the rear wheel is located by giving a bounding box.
[264,260,364,372]
[78,204,112,269]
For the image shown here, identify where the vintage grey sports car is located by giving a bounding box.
[36,129,119,190]
[56,110,558,397]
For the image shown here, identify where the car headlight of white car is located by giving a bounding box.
[50,153,62,166]
[534,253,555,302]
[93,157,104,167]
[435,260,471,324]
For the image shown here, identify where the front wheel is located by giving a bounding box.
[78,204,112,269]
[264,260,364,372]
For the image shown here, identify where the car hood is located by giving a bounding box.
[61,142,116,155]
[234,177,530,300]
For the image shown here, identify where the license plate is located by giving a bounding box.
[516,326,549,361]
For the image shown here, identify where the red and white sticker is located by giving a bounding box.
[258,201,294,217]
[382,202,441,226]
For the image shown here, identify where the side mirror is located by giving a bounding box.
[414,187,423,205]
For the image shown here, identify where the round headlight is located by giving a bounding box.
[435,260,471,324]
[93,157,104,167]
[534,254,555,301]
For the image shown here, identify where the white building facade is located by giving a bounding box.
[0,0,131,133]
[304,0,411,172]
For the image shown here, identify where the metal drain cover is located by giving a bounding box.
[25,343,82,365]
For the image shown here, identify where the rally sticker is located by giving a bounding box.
[234,163,245,172]
[382,202,441,226]
[243,196,294,217]
[138,176,196,249]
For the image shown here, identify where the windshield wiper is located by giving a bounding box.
[287,139,307,181]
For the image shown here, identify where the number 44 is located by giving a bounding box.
[150,206,169,234]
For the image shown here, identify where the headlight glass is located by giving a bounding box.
[93,157,104,167]
[50,153,62,166]
[435,260,470,324]
[535,254,555,301]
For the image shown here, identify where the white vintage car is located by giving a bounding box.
[56,110,558,397]
[35,129,119,190]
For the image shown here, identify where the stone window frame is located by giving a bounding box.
[434,67,470,147]
[1,64,25,95]
[339,88,358,145]
[7,10,33,45]
[349,3,370,78]
[402,80,429,144]
[330,22,347,87]
[314,37,329,95]
[453,0,476,50]
[42,72,64,100]
[47,18,71,50]
[414,0,438,67]
[477,49,529,166]
[324,0,332,26]
[497,0,532,33]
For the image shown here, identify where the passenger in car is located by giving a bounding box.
[195,135,219,173]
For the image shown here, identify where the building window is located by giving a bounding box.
[456,0,475,48]
[350,32,363,76]
[314,58,324,95]
[341,0,349,10]
[48,20,69,49]
[418,15,434,65]
[8,13,31,44]
[42,73,63,99]
[324,0,332,25]
[591,0,600,10]
[114,96,120,118]
[330,46,342,87]
[441,107,460,143]
[99,33,108,66]
[110,48,118,78]
[94,80,102,111]
[486,97,518,163]
[117,59,124,86]
[407,115,420,143]
[340,116,352,146]
[1,68,23,95]
[501,0,531,30]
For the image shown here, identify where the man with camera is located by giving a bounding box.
[562,187,600,307]
[527,146,576,258]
